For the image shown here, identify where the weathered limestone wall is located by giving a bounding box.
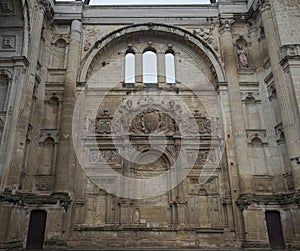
[0,0,299,250]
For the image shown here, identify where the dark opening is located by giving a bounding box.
[265,210,285,250]
[26,210,47,250]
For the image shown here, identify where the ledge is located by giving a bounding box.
[236,191,300,210]
[0,191,72,210]
[74,224,225,233]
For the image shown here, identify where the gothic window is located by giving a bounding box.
[125,51,135,83]
[0,74,9,111]
[251,137,267,175]
[165,51,176,84]
[143,49,158,83]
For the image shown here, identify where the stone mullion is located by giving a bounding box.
[220,19,253,194]
[260,3,300,189]
[135,52,143,84]
[157,52,165,84]
[55,20,82,192]
[4,2,46,188]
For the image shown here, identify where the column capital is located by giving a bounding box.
[36,0,52,15]
[257,0,271,13]
[219,18,235,34]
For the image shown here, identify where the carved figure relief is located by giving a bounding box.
[237,44,249,68]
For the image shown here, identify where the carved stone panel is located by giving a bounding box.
[130,109,175,134]
[95,110,112,134]
[0,0,15,16]
[88,150,121,164]
[253,176,274,193]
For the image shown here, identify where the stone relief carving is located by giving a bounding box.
[193,27,214,45]
[236,192,300,211]
[130,109,176,134]
[36,0,52,14]
[35,176,54,191]
[281,44,300,59]
[193,110,221,136]
[89,150,121,164]
[84,110,113,134]
[0,0,15,15]
[95,110,112,134]
[0,35,16,51]
[187,150,216,165]
[219,19,235,32]
[237,44,249,68]
[253,176,273,193]
[112,97,186,136]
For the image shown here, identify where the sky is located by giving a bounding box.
[56,0,213,5]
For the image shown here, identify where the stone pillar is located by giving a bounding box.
[175,137,186,224]
[260,1,300,189]
[4,0,47,189]
[55,20,82,192]
[220,19,253,194]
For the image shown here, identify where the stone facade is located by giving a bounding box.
[0,0,300,250]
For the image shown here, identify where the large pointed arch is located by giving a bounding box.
[79,23,226,86]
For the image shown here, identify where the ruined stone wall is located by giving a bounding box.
[0,0,299,250]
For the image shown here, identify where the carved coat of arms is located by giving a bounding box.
[142,110,161,133]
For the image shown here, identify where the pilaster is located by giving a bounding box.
[4,1,47,189]
[219,18,253,194]
[55,20,82,192]
[260,0,300,190]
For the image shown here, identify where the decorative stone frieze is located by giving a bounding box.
[236,191,300,211]
[0,191,71,210]
[88,150,121,164]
